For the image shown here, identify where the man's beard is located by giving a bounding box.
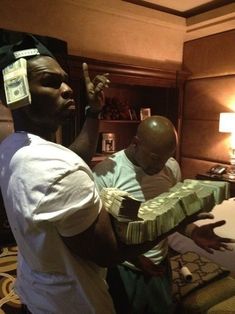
[25,107,61,133]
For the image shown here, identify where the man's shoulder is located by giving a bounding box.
[8,133,87,172]
[93,150,124,173]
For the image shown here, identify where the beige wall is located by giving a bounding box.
[0,0,185,69]
[2,1,235,156]
[0,0,185,143]
[1,1,234,69]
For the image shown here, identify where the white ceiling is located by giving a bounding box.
[124,0,234,18]
[143,0,215,12]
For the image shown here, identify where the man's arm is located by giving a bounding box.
[69,63,110,164]
[69,115,100,164]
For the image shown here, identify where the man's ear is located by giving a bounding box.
[132,136,139,146]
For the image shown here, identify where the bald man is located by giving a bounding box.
[93,115,232,314]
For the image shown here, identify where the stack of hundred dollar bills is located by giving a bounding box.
[100,179,230,244]
[3,58,31,110]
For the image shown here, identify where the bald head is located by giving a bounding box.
[125,116,178,175]
[137,115,177,156]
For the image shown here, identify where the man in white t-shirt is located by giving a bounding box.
[93,115,234,314]
[1,35,232,314]
[0,34,113,314]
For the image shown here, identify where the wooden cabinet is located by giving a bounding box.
[66,55,188,158]
[98,120,139,152]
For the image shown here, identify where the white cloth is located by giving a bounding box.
[93,150,181,267]
[0,132,115,314]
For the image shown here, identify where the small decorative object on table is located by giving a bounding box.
[140,107,151,120]
[102,133,116,153]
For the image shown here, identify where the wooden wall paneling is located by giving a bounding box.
[183,76,235,120]
[180,157,228,180]
[67,55,181,88]
[180,75,235,172]
[183,29,235,78]
[181,29,235,180]
[181,119,230,163]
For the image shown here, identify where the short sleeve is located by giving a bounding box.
[166,157,182,183]
[33,169,102,236]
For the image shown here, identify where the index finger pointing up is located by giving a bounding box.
[82,63,91,85]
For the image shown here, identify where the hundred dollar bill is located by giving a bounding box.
[3,58,31,110]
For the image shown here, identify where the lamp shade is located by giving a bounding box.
[219,113,235,133]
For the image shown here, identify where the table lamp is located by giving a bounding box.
[219,112,235,179]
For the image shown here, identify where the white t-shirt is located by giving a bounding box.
[93,150,181,267]
[0,132,115,314]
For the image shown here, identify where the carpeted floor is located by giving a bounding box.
[0,246,23,314]
[0,246,230,314]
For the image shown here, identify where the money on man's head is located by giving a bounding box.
[0,34,55,110]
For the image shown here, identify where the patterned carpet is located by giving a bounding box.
[0,246,22,314]
[0,247,230,314]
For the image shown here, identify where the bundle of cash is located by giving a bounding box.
[101,179,230,244]
[170,181,216,213]
[2,58,31,110]
[183,179,230,204]
[100,187,141,222]
[137,196,185,242]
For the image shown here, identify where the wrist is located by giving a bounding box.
[184,223,198,238]
[85,106,101,119]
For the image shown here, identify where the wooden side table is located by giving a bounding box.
[196,173,235,198]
